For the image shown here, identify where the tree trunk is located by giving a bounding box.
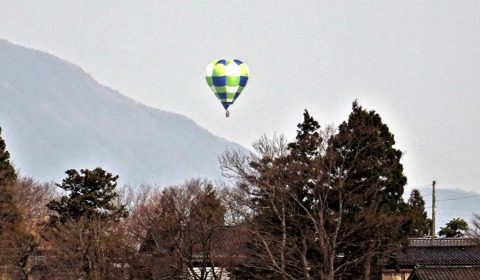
[363,243,373,280]
[326,253,335,280]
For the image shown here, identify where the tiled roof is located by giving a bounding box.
[394,246,480,267]
[408,266,480,280]
[408,238,478,247]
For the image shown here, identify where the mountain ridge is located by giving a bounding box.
[0,38,245,185]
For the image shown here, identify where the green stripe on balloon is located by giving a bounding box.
[227,92,236,100]
[206,76,213,87]
[239,64,249,76]
[226,75,240,86]
[215,86,226,93]
[212,64,226,76]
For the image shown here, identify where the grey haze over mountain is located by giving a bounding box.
[0,38,245,185]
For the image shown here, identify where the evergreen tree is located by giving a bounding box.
[47,167,128,224]
[326,101,409,279]
[0,127,19,234]
[438,218,468,238]
[328,101,407,211]
[285,110,323,211]
[407,189,431,237]
[223,103,410,280]
[44,168,129,280]
[234,110,325,280]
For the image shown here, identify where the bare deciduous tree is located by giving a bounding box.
[134,179,239,280]
[1,177,56,279]
[468,213,480,243]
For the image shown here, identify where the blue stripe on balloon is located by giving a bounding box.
[234,92,241,99]
[234,59,243,65]
[239,76,248,87]
[217,93,227,100]
[222,102,231,110]
[212,76,226,86]
[216,59,227,65]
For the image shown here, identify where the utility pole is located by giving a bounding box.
[432,180,436,242]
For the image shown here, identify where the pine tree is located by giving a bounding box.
[408,189,430,237]
[438,218,468,238]
[324,101,409,279]
[288,110,322,160]
[0,127,19,234]
[45,168,129,280]
[285,110,323,211]
[47,167,128,224]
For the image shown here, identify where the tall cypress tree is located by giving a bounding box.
[327,101,408,279]
[328,101,407,210]
[408,189,430,237]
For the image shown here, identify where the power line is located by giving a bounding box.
[437,207,478,210]
[425,195,480,206]
[437,210,477,214]
[436,194,480,202]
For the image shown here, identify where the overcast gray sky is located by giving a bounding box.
[1,1,479,193]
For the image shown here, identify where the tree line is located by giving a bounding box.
[0,102,476,280]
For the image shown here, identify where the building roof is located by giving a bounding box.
[408,238,478,247]
[408,266,480,280]
[386,238,480,268]
[394,246,480,267]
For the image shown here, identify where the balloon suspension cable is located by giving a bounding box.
[225,110,230,118]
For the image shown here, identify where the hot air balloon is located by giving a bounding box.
[205,59,249,117]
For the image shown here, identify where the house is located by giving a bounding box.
[139,225,248,280]
[408,266,480,280]
[382,238,480,280]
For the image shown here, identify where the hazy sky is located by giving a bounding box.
[1,1,479,194]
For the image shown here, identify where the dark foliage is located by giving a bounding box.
[0,127,19,232]
[224,102,412,280]
[326,101,409,279]
[439,218,468,238]
[47,167,128,224]
[407,189,431,237]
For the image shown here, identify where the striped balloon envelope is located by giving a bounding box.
[205,59,249,117]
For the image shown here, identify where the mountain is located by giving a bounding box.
[0,38,245,185]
